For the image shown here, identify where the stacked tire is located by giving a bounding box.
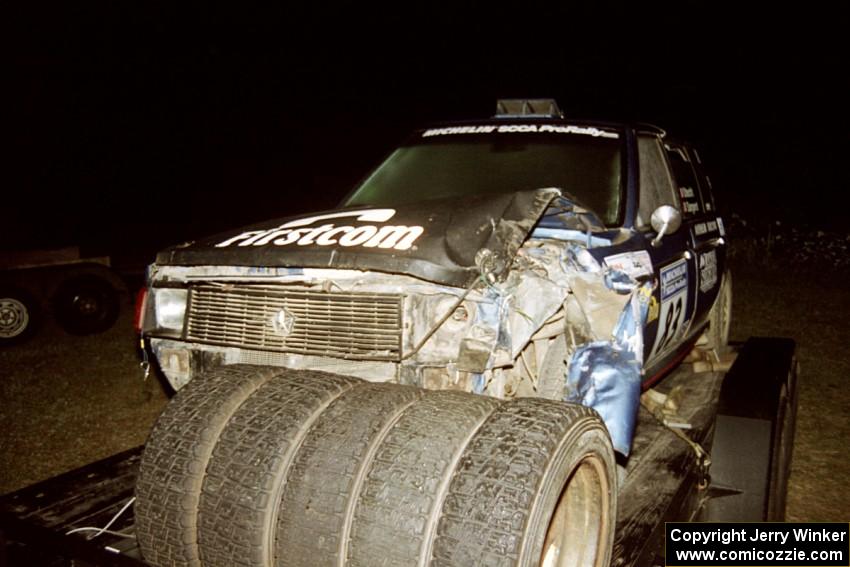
[135,366,616,567]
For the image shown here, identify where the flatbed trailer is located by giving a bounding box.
[0,338,798,567]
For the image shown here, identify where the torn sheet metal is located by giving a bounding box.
[613,281,654,366]
[505,272,567,360]
[567,274,630,340]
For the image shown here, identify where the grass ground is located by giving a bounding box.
[728,259,850,521]
[1,261,848,519]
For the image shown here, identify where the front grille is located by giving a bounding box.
[185,284,403,361]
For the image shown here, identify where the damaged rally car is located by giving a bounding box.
[135,100,730,567]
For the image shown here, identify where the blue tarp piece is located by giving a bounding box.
[564,280,654,456]
[565,342,641,456]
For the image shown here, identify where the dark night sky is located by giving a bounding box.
[8,3,848,267]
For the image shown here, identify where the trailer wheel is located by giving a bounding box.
[703,338,798,521]
[766,359,798,520]
[0,286,38,345]
[135,365,280,567]
[52,275,120,335]
[706,270,732,355]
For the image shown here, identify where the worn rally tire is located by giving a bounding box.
[278,389,614,567]
[432,399,617,567]
[275,383,426,567]
[345,390,501,567]
[52,275,120,335]
[706,270,732,355]
[0,286,39,345]
[140,373,615,567]
[135,365,280,567]
[197,370,361,567]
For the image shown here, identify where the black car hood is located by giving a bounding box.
[156,188,561,288]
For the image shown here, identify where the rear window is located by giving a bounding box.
[689,148,717,214]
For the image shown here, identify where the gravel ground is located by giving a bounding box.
[1,262,848,520]
[0,305,168,494]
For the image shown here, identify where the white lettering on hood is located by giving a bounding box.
[215,209,425,251]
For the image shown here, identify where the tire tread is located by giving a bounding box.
[135,364,278,567]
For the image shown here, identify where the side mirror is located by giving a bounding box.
[650,205,682,247]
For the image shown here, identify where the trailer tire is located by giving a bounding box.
[766,359,798,520]
[196,370,361,567]
[432,399,617,567]
[52,275,120,335]
[0,286,38,345]
[135,365,280,567]
[704,338,798,522]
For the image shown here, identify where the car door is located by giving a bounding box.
[635,135,699,370]
[685,145,727,330]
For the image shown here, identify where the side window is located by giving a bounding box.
[636,135,677,229]
[688,147,716,214]
[665,144,702,218]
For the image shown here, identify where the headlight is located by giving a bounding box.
[149,288,188,336]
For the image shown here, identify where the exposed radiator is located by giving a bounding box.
[185,284,403,361]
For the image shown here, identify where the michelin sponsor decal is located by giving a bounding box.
[660,259,688,301]
[421,124,619,139]
[649,259,690,360]
[216,209,424,251]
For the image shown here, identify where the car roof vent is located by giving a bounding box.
[495,99,563,118]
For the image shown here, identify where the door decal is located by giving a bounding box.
[649,258,690,360]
